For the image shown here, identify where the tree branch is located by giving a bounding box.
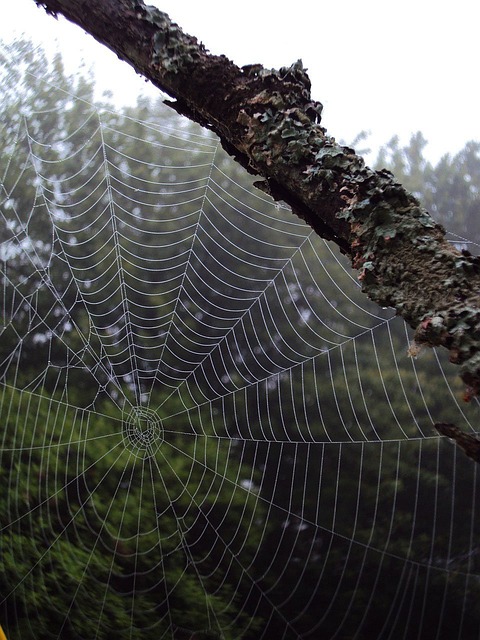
[434,423,480,463]
[34,0,480,398]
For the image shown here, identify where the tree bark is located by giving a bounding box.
[34,0,480,399]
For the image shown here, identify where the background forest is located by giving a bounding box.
[1,40,480,639]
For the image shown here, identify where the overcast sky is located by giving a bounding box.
[2,0,479,163]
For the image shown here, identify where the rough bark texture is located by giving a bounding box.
[34,0,480,399]
[434,423,480,463]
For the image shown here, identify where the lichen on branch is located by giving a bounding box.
[34,0,480,397]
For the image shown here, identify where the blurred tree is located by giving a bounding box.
[376,133,480,243]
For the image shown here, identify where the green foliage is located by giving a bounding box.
[0,381,262,639]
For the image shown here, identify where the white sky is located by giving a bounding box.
[1,0,479,163]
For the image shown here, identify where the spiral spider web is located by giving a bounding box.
[1,65,480,640]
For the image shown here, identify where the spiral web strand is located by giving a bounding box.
[1,69,480,640]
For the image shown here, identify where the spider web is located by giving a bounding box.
[1,66,480,640]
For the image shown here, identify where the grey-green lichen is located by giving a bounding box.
[236,59,445,294]
[237,61,323,159]
[132,2,203,73]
